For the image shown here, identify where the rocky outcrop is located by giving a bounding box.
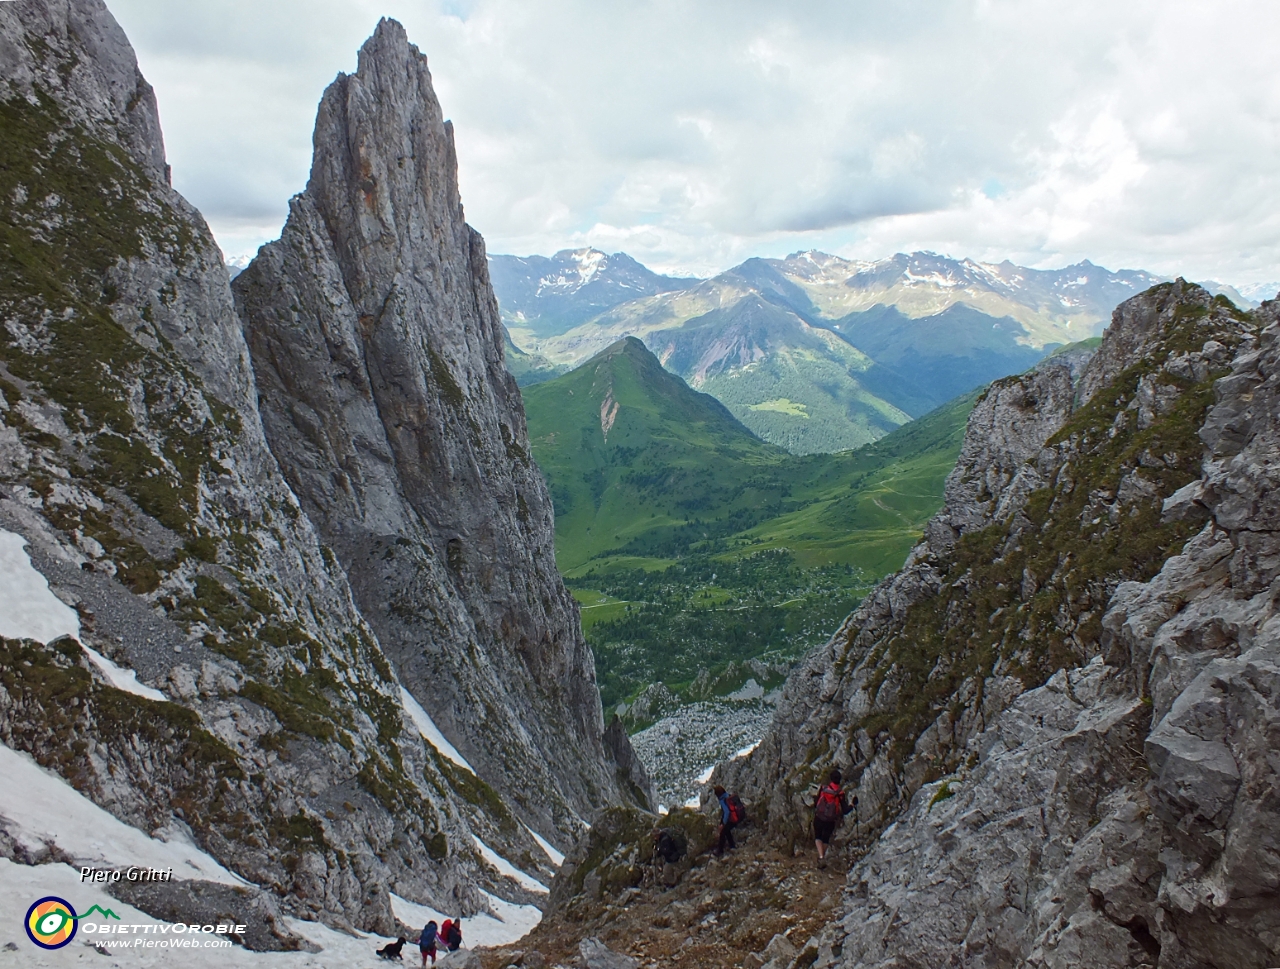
[0,0,629,937]
[232,19,649,836]
[725,283,1278,965]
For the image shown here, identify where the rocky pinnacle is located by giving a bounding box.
[234,19,652,843]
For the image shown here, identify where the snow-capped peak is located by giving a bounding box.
[534,248,610,295]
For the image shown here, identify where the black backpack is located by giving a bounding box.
[656,827,686,863]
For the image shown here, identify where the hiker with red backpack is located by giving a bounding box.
[438,917,462,952]
[713,785,746,855]
[813,768,856,867]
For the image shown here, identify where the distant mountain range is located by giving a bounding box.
[1235,280,1280,304]
[489,249,696,340]
[491,247,1176,453]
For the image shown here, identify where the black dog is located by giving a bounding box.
[377,936,407,959]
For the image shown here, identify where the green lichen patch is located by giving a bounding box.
[427,347,466,409]
[425,831,448,861]
[241,670,339,742]
[436,756,518,835]
[928,781,956,808]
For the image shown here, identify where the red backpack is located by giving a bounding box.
[815,784,843,823]
[726,793,746,824]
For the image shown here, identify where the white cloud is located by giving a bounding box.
[106,0,1280,284]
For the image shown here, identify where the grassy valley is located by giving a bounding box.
[522,337,976,716]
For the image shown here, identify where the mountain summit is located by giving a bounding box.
[0,1,649,942]
[523,336,784,569]
[234,18,651,841]
[490,248,695,340]
[492,248,1165,453]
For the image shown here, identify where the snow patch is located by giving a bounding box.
[570,247,607,286]
[389,891,540,948]
[522,823,564,866]
[695,764,715,784]
[732,741,761,760]
[0,743,246,885]
[479,890,543,943]
[400,686,474,772]
[472,837,549,894]
[0,528,79,643]
[80,642,167,702]
[0,528,164,700]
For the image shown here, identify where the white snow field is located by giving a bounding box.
[390,890,541,949]
[0,743,247,885]
[0,528,165,701]
[0,528,79,643]
[79,642,168,701]
[472,837,549,894]
[522,823,565,866]
[400,685,475,771]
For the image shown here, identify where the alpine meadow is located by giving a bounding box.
[520,335,978,716]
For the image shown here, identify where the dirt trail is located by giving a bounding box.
[478,819,849,969]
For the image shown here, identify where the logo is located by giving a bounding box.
[25,897,78,949]
[24,897,120,950]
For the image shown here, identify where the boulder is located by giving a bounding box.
[579,936,638,969]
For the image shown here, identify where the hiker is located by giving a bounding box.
[418,921,438,966]
[650,825,688,886]
[813,768,856,867]
[713,785,745,855]
[652,826,686,865]
[440,916,462,952]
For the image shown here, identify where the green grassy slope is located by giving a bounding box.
[734,390,976,573]
[524,339,978,713]
[504,327,565,386]
[523,336,790,572]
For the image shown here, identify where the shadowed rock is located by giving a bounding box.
[233,19,646,840]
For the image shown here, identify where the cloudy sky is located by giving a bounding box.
[110,0,1280,286]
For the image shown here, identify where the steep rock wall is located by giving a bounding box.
[725,283,1278,966]
[0,0,619,936]
[232,20,650,841]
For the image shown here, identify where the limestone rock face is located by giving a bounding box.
[923,356,1078,549]
[0,0,627,936]
[233,19,649,837]
[727,284,1280,965]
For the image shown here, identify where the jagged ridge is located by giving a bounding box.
[0,0,641,939]
[232,19,653,840]
[722,282,1280,966]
